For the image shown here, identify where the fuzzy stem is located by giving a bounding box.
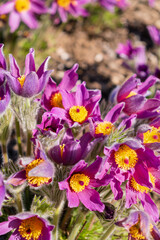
[2,143,8,164]
[15,118,22,156]
[15,192,23,212]
[27,130,32,156]
[68,211,86,240]
[52,198,65,240]
[100,222,116,240]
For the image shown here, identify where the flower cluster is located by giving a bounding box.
[0,44,160,239]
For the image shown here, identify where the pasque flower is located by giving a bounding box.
[116,211,160,240]
[0,83,11,114]
[148,25,160,45]
[50,0,89,22]
[4,48,52,98]
[0,44,7,85]
[59,157,112,212]
[41,64,79,111]
[0,173,5,216]
[0,212,54,240]
[116,40,140,60]
[0,0,47,32]
[7,145,55,187]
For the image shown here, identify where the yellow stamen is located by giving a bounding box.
[95,121,114,136]
[129,215,145,240]
[57,0,76,8]
[18,216,43,240]
[70,173,90,192]
[126,91,137,99]
[0,97,1,100]
[0,14,7,20]
[25,158,51,187]
[130,173,155,193]
[60,144,65,158]
[114,145,138,170]
[50,92,64,108]
[69,106,88,123]
[18,75,25,88]
[143,126,160,144]
[15,0,31,12]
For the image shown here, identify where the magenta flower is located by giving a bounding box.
[0,0,47,32]
[51,82,101,126]
[116,40,140,60]
[41,64,79,111]
[116,75,160,118]
[0,44,7,85]
[0,212,54,240]
[7,146,55,187]
[149,0,155,6]
[148,25,160,46]
[50,0,89,22]
[59,157,111,212]
[4,48,52,98]
[0,172,5,216]
[116,211,160,239]
[0,83,11,114]
[49,128,94,165]
[98,0,128,12]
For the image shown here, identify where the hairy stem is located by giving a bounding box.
[100,221,116,240]
[15,118,22,156]
[68,211,86,240]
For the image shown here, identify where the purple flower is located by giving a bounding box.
[98,0,128,12]
[116,210,160,239]
[7,145,55,187]
[0,212,54,240]
[0,44,7,85]
[0,83,11,114]
[116,74,160,118]
[50,0,89,22]
[33,112,64,140]
[51,82,101,126]
[0,172,5,216]
[41,64,79,111]
[116,40,140,60]
[49,128,94,165]
[148,25,160,45]
[59,157,111,212]
[0,0,47,32]
[148,0,155,7]
[4,48,52,98]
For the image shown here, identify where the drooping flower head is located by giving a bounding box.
[41,64,79,111]
[4,48,52,98]
[116,210,160,240]
[50,0,89,22]
[7,144,55,187]
[59,157,112,212]
[0,212,54,240]
[51,82,101,126]
[0,0,47,32]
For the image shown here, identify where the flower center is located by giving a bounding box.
[18,216,43,240]
[114,145,138,170]
[130,173,155,193]
[95,121,114,136]
[69,173,90,192]
[129,216,145,240]
[50,92,64,108]
[60,144,65,158]
[18,75,25,88]
[25,158,51,187]
[57,0,75,8]
[126,91,137,99]
[69,106,88,123]
[15,0,31,12]
[143,126,160,144]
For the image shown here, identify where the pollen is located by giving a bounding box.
[129,216,145,240]
[50,92,64,108]
[69,106,88,123]
[25,158,51,187]
[143,126,160,144]
[95,121,114,136]
[60,144,65,158]
[70,173,90,192]
[18,75,25,88]
[15,0,31,12]
[126,91,137,99]
[57,0,76,8]
[114,145,138,170]
[18,216,43,240]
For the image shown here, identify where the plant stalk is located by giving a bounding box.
[15,118,22,156]
[100,221,116,240]
[68,211,86,240]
